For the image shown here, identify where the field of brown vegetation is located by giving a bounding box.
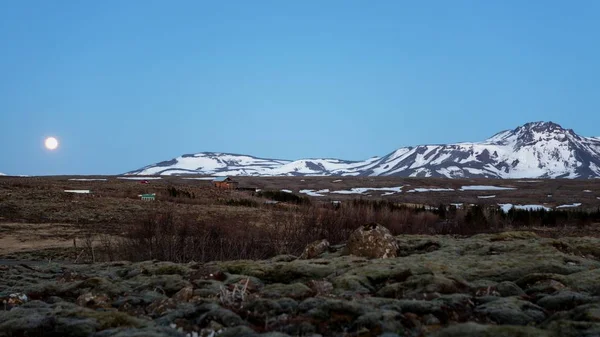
[1,175,600,262]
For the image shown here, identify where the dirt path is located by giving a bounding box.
[0,259,53,266]
[0,222,81,255]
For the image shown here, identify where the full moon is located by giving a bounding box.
[45,137,59,150]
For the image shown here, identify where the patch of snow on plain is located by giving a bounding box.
[517,180,542,183]
[118,177,162,180]
[299,189,329,197]
[332,180,342,183]
[583,190,592,193]
[64,190,91,194]
[382,192,395,196]
[461,185,516,191]
[69,178,107,181]
[478,195,496,199]
[451,203,463,208]
[556,203,582,209]
[407,188,454,193]
[499,203,551,212]
[281,189,293,193]
[331,186,403,195]
[548,195,553,198]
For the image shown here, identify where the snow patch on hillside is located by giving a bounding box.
[499,204,551,212]
[331,186,403,195]
[556,203,582,209]
[299,189,329,197]
[407,188,454,193]
[461,186,516,191]
[118,177,162,180]
[64,190,91,194]
[69,178,107,181]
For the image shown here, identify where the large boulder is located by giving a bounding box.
[346,223,399,259]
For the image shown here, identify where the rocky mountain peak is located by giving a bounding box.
[505,121,576,146]
[521,121,564,131]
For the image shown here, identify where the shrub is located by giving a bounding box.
[225,199,259,207]
[104,202,600,263]
[167,186,195,199]
[256,190,310,205]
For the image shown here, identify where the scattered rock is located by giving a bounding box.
[496,281,526,297]
[1,292,29,309]
[172,286,194,302]
[431,322,551,336]
[541,319,600,337]
[299,239,330,259]
[307,279,333,295]
[536,291,596,311]
[76,292,110,309]
[475,297,547,325]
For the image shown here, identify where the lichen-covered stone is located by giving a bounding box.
[346,223,399,259]
[299,239,330,259]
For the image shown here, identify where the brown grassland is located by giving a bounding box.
[1,175,600,263]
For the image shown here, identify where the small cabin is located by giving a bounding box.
[212,176,239,190]
[139,193,156,201]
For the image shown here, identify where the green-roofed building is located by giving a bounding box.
[140,193,156,201]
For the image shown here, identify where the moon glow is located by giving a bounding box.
[45,137,59,150]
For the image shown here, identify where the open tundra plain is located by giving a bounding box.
[1,175,600,336]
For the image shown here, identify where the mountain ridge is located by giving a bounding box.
[128,121,600,179]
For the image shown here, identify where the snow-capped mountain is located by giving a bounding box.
[128,122,600,179]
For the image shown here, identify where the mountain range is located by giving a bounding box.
[128,122,600,179]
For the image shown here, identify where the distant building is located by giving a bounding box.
[212,176,239,190]
[139,193,156,201]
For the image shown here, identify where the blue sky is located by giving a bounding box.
[1,0,599,175]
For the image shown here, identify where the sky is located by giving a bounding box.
[1,1,599,175]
